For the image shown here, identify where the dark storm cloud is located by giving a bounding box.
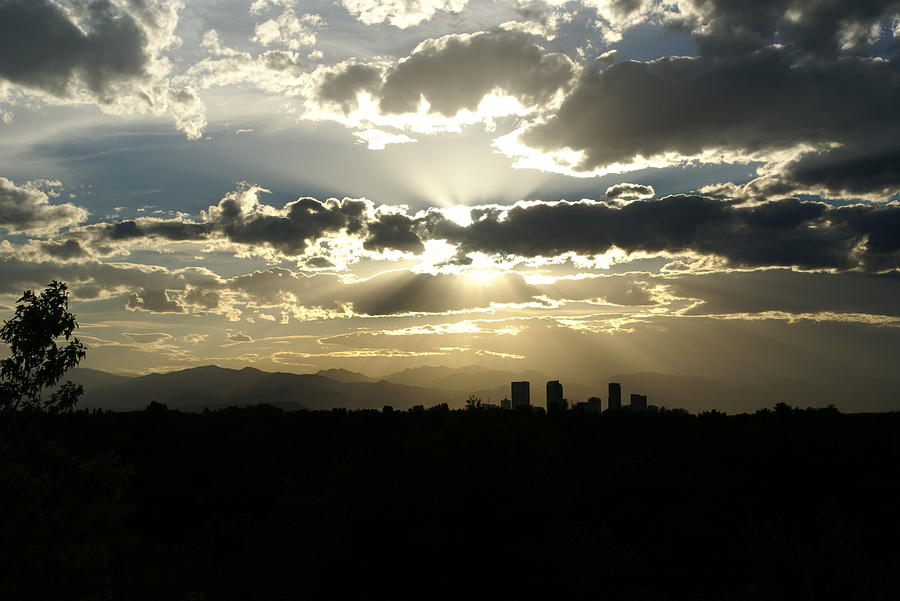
[204,193,425,256]
[750,143,900,200]
[510,0,900,196]
[207,195,368,255]
[422,196,900,271]
[39,239,90,260]
[0,0,204,137]
[29,192,900,271]
[33,190,425,260]
[379,30,575,115]
[316,30,576,115]
[103,219,213,242]
[520,50,900,188]
[317,63,384,112]
[25,217,214,261]
[671,0,900,58]
[363,213,424,253]
[0,0,148,100]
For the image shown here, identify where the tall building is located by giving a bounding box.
[546,380,565,411]
[511,381,530,409]
[608,382,622,410]
[630,394,648,411]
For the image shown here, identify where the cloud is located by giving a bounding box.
[0,177,87,235]
[226,331,252,343]
[202,186,371,256]
[252,9,324,50]
[345,270,543,315]
[0,0,147,98]
[746,143,900,200]
[20,186,900,273]
[669,0,900,59]
[314,61,385,112]
[363,213,424,253]
[187,44,306,95]
[124,332,175,344]
[484,1,900,195]
[127,288,185,313]
[605,183,655,200]
[340,0,468,28]
[500,3,575,40]
[378,30,576,116]
[183,333,208,344]
[307,30,576,132]
[249,0,295,14]
[25,215,214,261]
[0,0,206,139]
[661,269,900,318]
[421,196,900,271]
[510,49,900,184]
[353,128,417,150]
[228,267,540,316]
[26,185,430,264]
[538,274,660,306]
[0,256,225,310]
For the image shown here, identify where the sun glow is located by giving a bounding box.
[442,205,473,226]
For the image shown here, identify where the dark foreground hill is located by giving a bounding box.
[3,405,899,600]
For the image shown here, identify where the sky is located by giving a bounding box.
[1,0,899,408]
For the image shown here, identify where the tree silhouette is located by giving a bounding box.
[465,394,482,410]
[0,281,86,412]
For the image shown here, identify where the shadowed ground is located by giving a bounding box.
[2,404,899,600]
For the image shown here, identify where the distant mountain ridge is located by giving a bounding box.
[379,365,548,392]
[67,368,134,390]
[314,368,373,383]
[75,365,452,412]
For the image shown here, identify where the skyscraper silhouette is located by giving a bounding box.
[511,381,530,409]
[608,383,622,410]
[630,394,648,411]
[546,380,565,412]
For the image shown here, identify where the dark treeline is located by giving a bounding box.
[3,404,900,600]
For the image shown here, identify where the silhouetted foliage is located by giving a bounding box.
[0,281,86,413]
[3,405,900,600]
[464,394,482,410]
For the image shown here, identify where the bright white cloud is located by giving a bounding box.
[252,9,325,50]
[340,0,469,28]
